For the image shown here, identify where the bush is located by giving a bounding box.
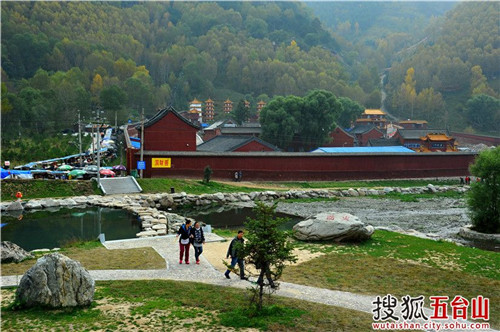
[467,147,500,233]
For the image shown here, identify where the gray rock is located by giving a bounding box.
[1,241,34,263]
[25,200,43,210]
[40,199,60,208]
[137,230,157,237]
[427,184,438,193]
[15,253,94,308]
[293,212,374,242]
[347,188,359,197]
[6,200,24,211]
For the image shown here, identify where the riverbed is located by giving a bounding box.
[276,197,473,244]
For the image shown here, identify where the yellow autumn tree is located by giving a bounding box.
[90,73,103,97]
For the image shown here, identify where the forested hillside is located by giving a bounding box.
[385,2,500,133]
[308,1,499,134]
[1,1,368,140]
[1,1,498,154]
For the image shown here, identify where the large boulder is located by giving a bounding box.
[293,212,374,242]
[15,253,95,308]
[1,241,34,263]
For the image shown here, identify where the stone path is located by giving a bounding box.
[1,235,497,332]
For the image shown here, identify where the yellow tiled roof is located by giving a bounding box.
[424,134,452,141]
[190,98,201,104]
[363,109,386,115]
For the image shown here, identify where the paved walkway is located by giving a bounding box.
[1,235,497,332]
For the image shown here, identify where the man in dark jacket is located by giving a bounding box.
[224,230,246,280]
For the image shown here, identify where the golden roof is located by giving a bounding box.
[423,134,452,141]
[205,98,213,103]
[257,100,266,105]
[190,98,201,104]
[363,109,386,115]
[225,99,232,103]
[189,108,200,113]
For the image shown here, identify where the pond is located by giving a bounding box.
[1,207,141,251]
[178,205,303,230]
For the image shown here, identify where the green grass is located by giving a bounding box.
[1,240,165,276]
[261,178,459,189]
[286,230,500,328]
[374,190,465,202]
[137,178,265,194]
[294,230,499,279]
[1,280,378,331]
[1,179,100,201]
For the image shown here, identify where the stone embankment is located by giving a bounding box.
[1,185,469,239]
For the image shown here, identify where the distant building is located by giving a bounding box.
[204,98,215,122]
[355,109,387,129]
[394,129,457,152]
[256,100,267,121]
[202,120,261,141]
[189,98,203,124]
[138,106,200,151]
[325,127,355,147]
[197,135,280,152]
[348,124,385,147]
[223,99,233,114]
[398,120,428,129]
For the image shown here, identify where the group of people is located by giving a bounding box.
[176,221,275,287]
[176,219,206,265]
[175,221,249,281]
[460,176,480,185]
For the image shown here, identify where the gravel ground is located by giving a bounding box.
[276,197,470,243]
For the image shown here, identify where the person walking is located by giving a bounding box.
[224,230,246,280]
[176,219,192,264]
[190,221,205,264]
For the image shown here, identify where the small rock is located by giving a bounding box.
[1,241,34,263]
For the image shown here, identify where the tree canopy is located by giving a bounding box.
[260,90,342,151]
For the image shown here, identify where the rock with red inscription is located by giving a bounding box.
[293,212,374,242]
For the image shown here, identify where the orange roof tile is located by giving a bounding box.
[190,98,201,104]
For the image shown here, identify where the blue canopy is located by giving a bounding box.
[312,146,416,153]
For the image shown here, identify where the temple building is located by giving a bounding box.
[189,98,203,124]
[204,98,215,122]
[355,109,387,129]
[223,99,233,114]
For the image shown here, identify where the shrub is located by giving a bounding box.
[467,147,500,233]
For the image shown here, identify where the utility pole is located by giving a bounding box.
[140,108,144,179]
[78,110,83,167]
[96,109,101,187]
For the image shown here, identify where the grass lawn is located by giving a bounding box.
[0,241,166,276]
[1,179,99,201]
[285,230,500,328]
[1,280,378,331]
[137,178,262,195]
[259,179,459,190]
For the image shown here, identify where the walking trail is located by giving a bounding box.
[1,235,497,332]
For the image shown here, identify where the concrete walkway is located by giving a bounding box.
[1,235,497,332]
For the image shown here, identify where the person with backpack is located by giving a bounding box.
[176,219,192,264]
[224,230,247,280]
[190,221,205,264]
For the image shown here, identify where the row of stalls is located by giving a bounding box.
[1,128,124,180]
